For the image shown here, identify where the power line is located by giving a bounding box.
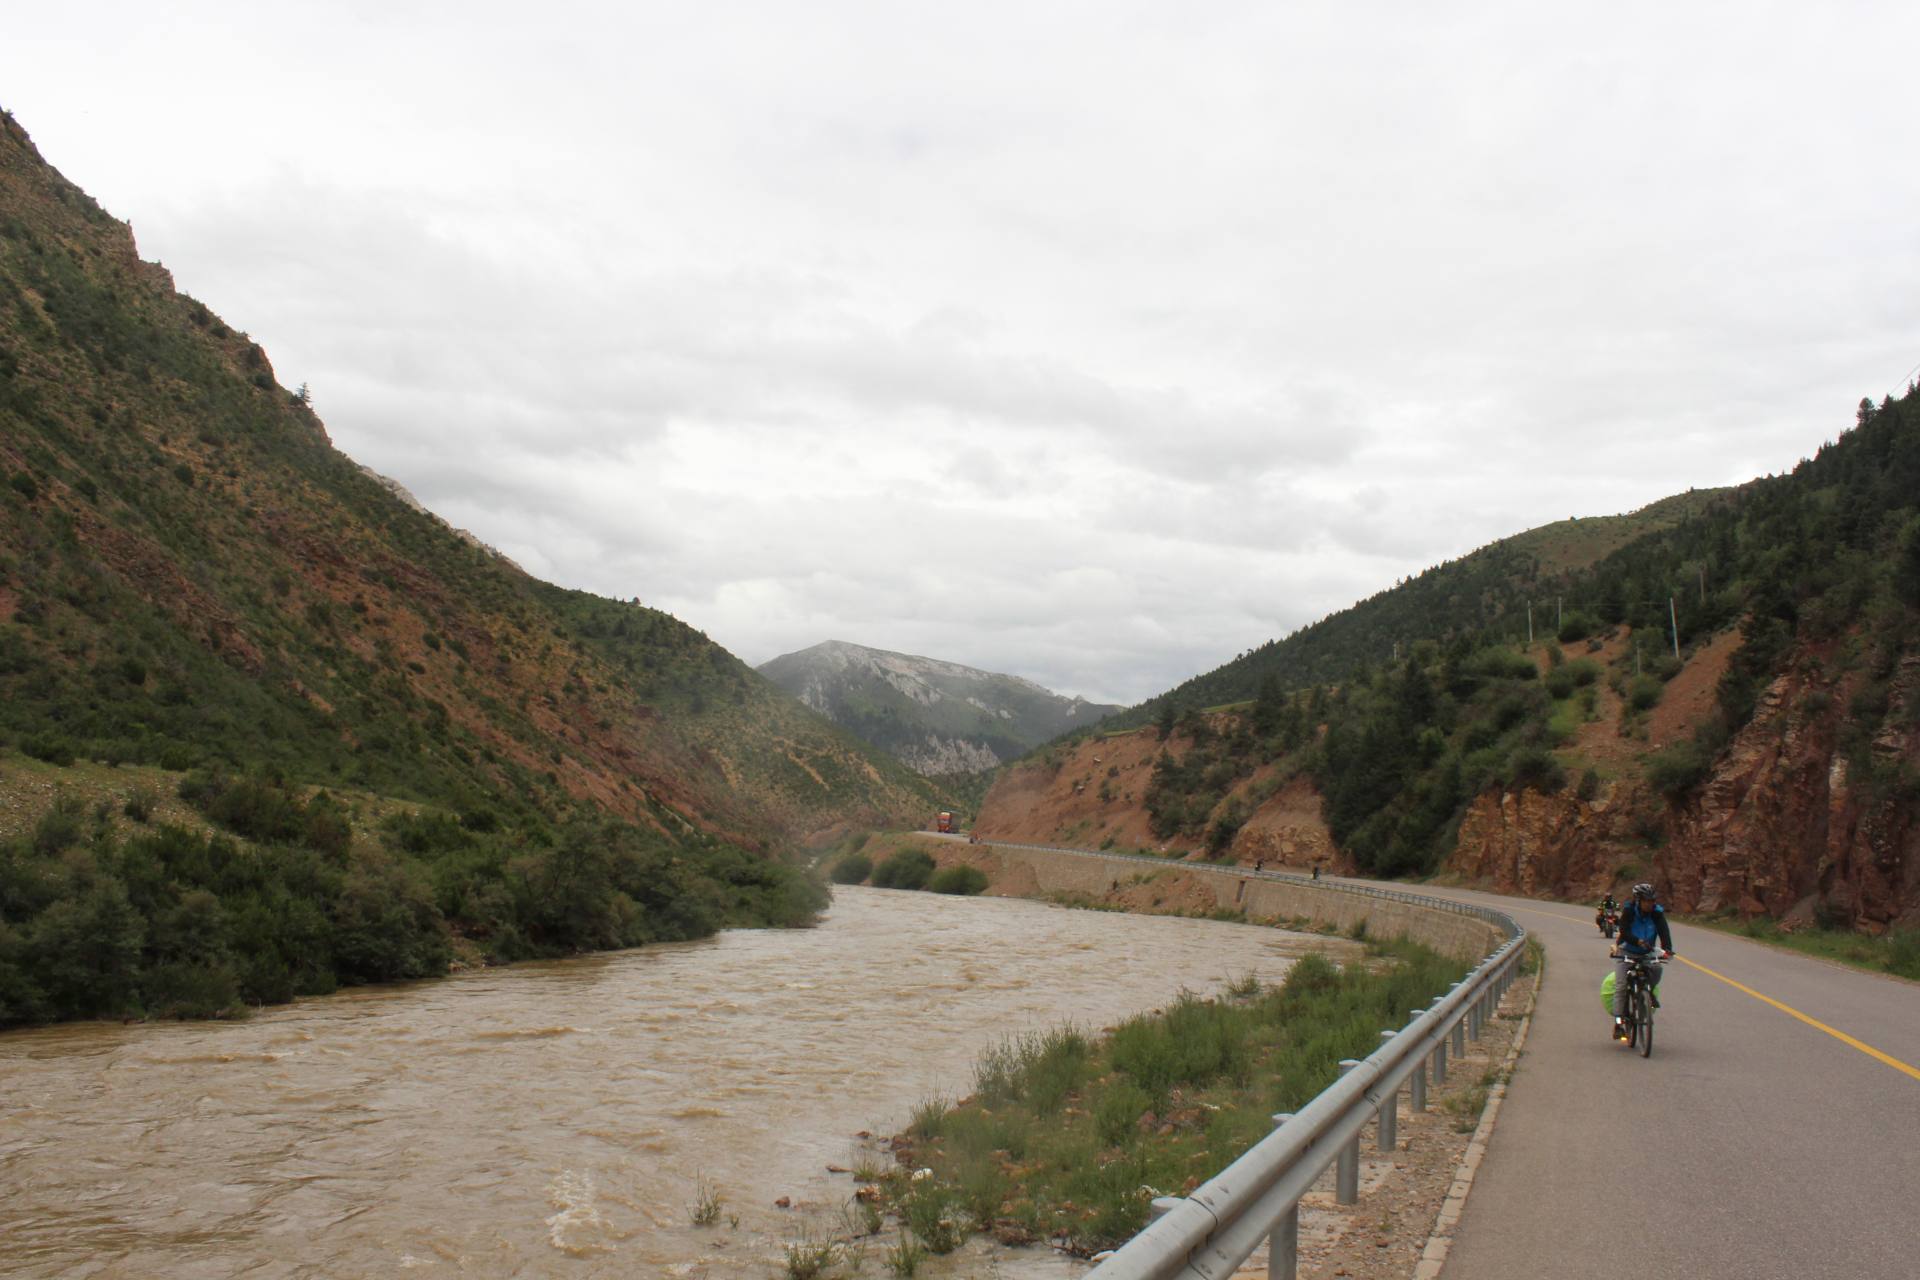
[1889,353,1920,401]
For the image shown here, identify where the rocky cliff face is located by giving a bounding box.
[1449,651,1920,931]
[758,640,1122,775]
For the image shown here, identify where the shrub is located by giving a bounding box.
[1557,612,1596,643]
[871,848,935,890]
[901,1183,965,1255]
[1645,740,1711,799]
[1626,675,1664,712]
[141,960,242,1019]
[22,734,76,766]
[929,865,987,895]
[974,1025,1087,1111]
[122,786,157,822]
[1465,648,1538,681]
[1576,769,1602,802]
[32,797,87,856]
[1548,658,1602,699]
[1094,1080,1153,1147]
[1109,992,1246,1103]
[828,853,872,884]
[886,1232,926,1277]
[1507,747,1567,795]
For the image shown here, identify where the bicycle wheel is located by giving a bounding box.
[1637,986,1653,1058]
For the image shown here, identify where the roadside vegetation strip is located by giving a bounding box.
[1682,914,1920,983]
[877,939,1469,1259]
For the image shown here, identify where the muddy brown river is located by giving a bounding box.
[0,886,1333,1278]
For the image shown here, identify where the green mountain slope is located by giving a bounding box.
[1110,488,1732,732]
[0,111,933,1025]
[1061,389,1920,898]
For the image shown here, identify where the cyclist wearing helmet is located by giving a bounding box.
[1609,882,1673,1039]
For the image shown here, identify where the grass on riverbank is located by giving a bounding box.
[880,938,1467,1257]
[1686,915,1920,981]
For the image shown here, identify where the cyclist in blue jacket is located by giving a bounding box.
[1609,882,1673,1039]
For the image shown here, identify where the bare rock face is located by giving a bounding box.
[1448,653,1920,931]
[1664,658,1919,931]
[1452,785,1634,903]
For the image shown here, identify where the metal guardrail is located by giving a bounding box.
[954,837,1526,1280]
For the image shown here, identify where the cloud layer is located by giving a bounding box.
[8,2,1919,702]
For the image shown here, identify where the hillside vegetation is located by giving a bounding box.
[1109,488,1729,732]
[998,390,1920,927]
[0,111,932,1025]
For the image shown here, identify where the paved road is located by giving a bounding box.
[1375,881,1920,1280]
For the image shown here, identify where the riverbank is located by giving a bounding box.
[823,837,1538,1280]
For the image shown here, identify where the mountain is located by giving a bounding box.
[982,393,1920,931]
[0,110,936,1024]
[758,640,1124,774]
[1103,488,1732,733]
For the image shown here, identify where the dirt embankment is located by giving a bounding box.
[974,724,1348,874]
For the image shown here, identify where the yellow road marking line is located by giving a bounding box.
[1675,956,1920,1084]
[1420,890,1920,1081]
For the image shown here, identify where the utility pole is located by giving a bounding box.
[1669,596,1680,662]
[1557,597,1563,631]
[1526,600,1533,647]
[1698,567,1706,605]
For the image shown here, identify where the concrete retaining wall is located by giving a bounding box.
[916,837,1506,962]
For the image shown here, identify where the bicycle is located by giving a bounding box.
[1614,951,1667,1058]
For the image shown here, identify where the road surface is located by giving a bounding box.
[1377,880,1920,1280]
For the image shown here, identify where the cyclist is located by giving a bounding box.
[1595,892,1618,932]
[1609,882,1673,1039]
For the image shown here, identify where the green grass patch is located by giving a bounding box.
[1686,915,1920,982]
[882,938,1467,1256]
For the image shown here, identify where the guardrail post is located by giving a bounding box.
[1267,1200,1299,1280]
[1148,1196,1182,1223]
[1407,1010,1430,1109]
[1451,1010,1467,1059]
[1265,1113,1297,1280]
[1376,1031,1399,1150]
[1336,1061,1362,1204]
[1428,995,1450,1084]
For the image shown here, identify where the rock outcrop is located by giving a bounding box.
[1448,651,1920,931]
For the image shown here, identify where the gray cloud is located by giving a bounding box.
[7,1,1919,705]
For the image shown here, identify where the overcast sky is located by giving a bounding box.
[7,2,1919,705]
